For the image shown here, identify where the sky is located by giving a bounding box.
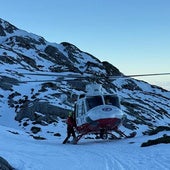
[0,0,170,89]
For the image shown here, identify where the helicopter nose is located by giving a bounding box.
[88,105,124,121]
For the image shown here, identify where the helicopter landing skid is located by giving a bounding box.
[72,132,87,144]
[72,129,136,144]
[113,129,137,139]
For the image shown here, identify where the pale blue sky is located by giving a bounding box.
[0,0,170,89]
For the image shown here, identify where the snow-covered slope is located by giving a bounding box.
[1,123,170,170]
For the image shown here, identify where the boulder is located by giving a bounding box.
[0,156,14,170]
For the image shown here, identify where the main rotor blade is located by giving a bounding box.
[20,72,85,77]
[126,72,170,77]
[19,79,58,83]
[109,72,170,80]
[1,71,170,83]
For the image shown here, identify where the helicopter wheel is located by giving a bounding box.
[100,129,108,139]
[102,133,108,139]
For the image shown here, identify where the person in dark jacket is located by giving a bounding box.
[62,112,76,144]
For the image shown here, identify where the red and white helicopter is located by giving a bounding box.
[73,83,129,143]
[2,71,170,143]
[71,72,170,143]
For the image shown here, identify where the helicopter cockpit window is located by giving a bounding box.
[104,95,120,108]
[86,96,103,111]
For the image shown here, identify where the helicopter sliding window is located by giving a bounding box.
[86,96,103,111]
[77,100,85,117]
[104,95,120,108]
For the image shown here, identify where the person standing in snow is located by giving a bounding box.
[63,112,77,144]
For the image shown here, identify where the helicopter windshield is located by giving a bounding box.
[86,96,103,111]
[104,95,120,108]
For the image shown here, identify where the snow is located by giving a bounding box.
[0,123,170,170]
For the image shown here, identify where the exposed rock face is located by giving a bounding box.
[15,101,69,121]
[102,61,122,76]
[0,156,14,170]
[0,19,18,36]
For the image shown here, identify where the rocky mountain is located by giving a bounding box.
[0,18,170,138]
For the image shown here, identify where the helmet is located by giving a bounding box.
[68,112,72,117]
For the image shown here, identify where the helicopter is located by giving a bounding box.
[1,71,170,143]
[72,83,130,143]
